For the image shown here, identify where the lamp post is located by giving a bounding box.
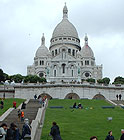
[1,81,5,99]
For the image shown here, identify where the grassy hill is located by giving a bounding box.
[0,98,25,116]
[41,99,124,140]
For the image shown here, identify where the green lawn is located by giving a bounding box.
[0,98,25,116]
[41,99,124,140]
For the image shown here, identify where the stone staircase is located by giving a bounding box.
[112,100,124,106]
[0,99,41,134]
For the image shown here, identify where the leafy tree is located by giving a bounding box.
[97,79,103,84]
[102,77,110,84]
[24,75,47,83]
[3,73,9,81]
[113,76,124,84]
[10,74,23,83]
[86,78,95,83]
[0,69,5,82]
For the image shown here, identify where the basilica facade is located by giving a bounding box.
[27,4,102,83]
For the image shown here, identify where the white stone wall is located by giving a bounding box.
[14,84,124,100]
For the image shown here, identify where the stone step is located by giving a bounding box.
[0,99,41,134]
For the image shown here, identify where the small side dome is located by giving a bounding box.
[81,35,94,58]
[35,34,50,57]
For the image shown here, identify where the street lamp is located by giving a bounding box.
[1,81,5,99]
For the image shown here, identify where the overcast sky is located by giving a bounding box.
[0,0,124,82]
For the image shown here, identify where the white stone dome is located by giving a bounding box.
[35,34,50,57]
[81,45,94,58]
[81,35,94,58]
[35,46,49,57]
[52,18,79,39]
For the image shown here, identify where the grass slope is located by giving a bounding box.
[0,98,25,116]
[41,99,124,140]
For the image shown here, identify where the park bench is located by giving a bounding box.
[101,106,115,109]
[49,106,64,109]
[121,106,124,109]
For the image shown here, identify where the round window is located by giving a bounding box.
[39,72,44,77]
[85,72,89,77]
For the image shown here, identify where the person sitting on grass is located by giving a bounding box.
[78,103,83,109]
[90,136,98,140]
[73,102,77,108]
[105,130,114,140]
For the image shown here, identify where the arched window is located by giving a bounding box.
[52,51,54,56]
[40,60,41,65]
[55,49,57,55]
[62,64,66,74]
[72,70,73,77]
[54,70,56,77]
[42,61,44,65]
[68,49,71,54]
[85,60,89,65]
[72,49,75,56]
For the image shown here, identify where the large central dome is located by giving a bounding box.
[52,18,79,39]
[50,4,80,50]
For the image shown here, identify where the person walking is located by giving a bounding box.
[21,111,24,122]
[50,122,62,140]
[0,100,4,109]
[120,129,124,140]
[90,136,98,140]
[119,94,122,100]
[105,131,114,140]
[17,109,21,121]
[6,123,20,140]
[34,94,37,100]
[13,101,16,109]
[0,123,7,140]
[116,94,118,101]
[21,118,31,140]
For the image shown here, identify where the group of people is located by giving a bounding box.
[0,118,31,140]
[73,102,83,109]
[116,94,122,100]
[34,94,47,107]
[90,130,124,140]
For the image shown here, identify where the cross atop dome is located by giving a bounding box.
[63,2,68,19]
[41,33,45,46]
[84,33,88,46]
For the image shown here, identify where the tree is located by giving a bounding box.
[113,76,124,84]
[10,74,23,83]
[97,79,103,84]
[0,69,5,82]
[97,77,110,85]
[102,77,110,85]
[86,78,95,83]
[24,75,47,83]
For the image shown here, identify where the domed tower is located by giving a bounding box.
[49,3,81,57]
[27,34,50,77]
[79,34,102,80]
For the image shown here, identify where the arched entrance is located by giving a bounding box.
[93,94,105,100]
[40,93,52,100]
[65,93,80,99]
